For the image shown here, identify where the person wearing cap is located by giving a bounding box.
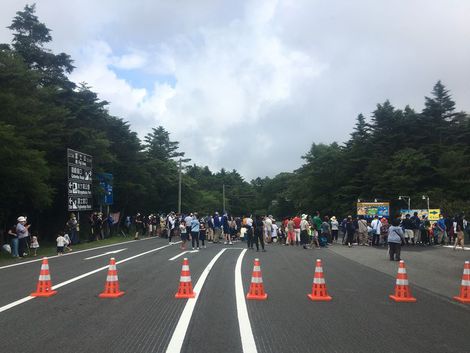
[16,216,30,257]
[330,216,339,243]
[300,214,309,249]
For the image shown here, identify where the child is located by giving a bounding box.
[199,221,207,249]
[30,234,39,256]
[56,232,66,255]
[453,225,465,250]
[179,221,187,250]
[64,233,73,252]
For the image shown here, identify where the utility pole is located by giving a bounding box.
[178,158,182,214]
[222,183,226,214]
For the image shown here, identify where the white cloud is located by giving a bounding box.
[1,0,470,179]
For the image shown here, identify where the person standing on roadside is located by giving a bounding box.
[345,216,356,248]
[16,216,30,257]
[222,212,232,245]
[357,216,369,246]
[411,212,421,244]
[245,215,254,249]
[213,212,221,244]
[388,217,404,261]
[179,220,187,250]
[436,214,447,245]
[66,213,79,244]
[253,215,266,252]
[191,214,200,250]
[199,219,207,249]
[292,214,301,246]
[330,216,339,243]
[8,224,19,258]
[320,216,331,247]
[300,214,309,249]
[370,215,382,246]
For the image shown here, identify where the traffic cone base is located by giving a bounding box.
[99,258,125,299]
[307,259,332,301]
[247,292,268,300]
[390,260,416,303]
[308,293,332,301]
[453,261,470,304]
[389,294,416,303]
[99,291,125,298]
[31,257,57,297]
[31,289,57,297]
[246,258,268,300]
[453,296,470,303]
[175,258,196,299]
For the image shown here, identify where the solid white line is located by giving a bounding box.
[235,249,258,353]
[0,243,174,314]
[168,250,199,261]
[84,248,127,260]
[165,248,227,353]
[0,237,158,270]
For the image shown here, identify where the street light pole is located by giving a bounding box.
[422,195,430,210]
[222,183,226,214]
[178,158,182,214]
[398,195,411,210]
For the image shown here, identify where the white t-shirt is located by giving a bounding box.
[371,219,381,235]
[56,236,66,247]
[264,218,272,231]
[271,224,278,238]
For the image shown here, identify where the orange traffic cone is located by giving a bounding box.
[175,258,195,299]
[389,260,416,302]
[31,257,57,297]
[246,258,268,300]
[453,261,470,304]
[99,258,125,298]
[307,259,332,301]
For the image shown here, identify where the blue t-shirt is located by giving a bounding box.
[437,219,446,231]
[190,219,200,232]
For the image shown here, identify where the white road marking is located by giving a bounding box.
[0,237,158,270]
[165,248,227,353]
[235,249,258,353]
[0,243,174,314]
[168,250,199,261]
[84,248,127,260]
[443,245,470,251]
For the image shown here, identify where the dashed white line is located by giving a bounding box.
[165,248,227,353]
[235,249,258,353]
[0,243,174,314]
[0,237,157,270]
[169,250,199,261]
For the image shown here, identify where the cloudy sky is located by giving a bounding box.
[1,0,470,180]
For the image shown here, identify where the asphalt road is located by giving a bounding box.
[0,237,469,353]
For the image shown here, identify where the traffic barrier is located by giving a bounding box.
[31,257,57,297]
[307,259,332,301]
[389,260,416,302]
[453,260,470,304]
[247,258,268,300]
[175,258,195,298]
[99,258,125,298]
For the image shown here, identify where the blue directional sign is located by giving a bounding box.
[97,173,113,205]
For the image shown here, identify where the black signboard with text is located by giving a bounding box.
[67,149,93,211]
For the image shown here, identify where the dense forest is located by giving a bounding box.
[1,5,470,238]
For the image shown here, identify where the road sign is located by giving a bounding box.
[97,173,113,205]
[67,149,92,211]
